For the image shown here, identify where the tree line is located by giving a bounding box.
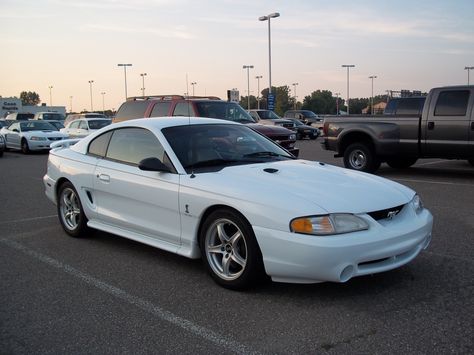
[239,85,388,116]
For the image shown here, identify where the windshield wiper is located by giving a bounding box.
[243,151,287,158]
[184,158,240,169]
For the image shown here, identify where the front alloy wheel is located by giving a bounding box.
[200,209,265,289]
[58,182,89,237]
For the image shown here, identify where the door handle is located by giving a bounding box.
[428,121,435,130]
[97,174,110,182]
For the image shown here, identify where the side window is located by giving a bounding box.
[434,90,470,116]
[150,102,171,117]
[106,128,166,165]
[9,122,19,131]
[88,131,113,157]
[70,121,80,129]
[115,101,149,120]
[172,102,194,116]
[79,121,89,129]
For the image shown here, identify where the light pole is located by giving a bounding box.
[140,73,147,97]
[341,64,355,114]
[259,12,280,110]
[369,75,377,115]
[335,92,341,115]
[191,82,197,96]
[255,75,263,109]
[88,80,94,111]
[117,63,132,99]
[48,85,53,106]
[292,82,298,109]
[101,92,106,115]
[465,66,474,85]
[243,65,254,109]
[69,96,73,113]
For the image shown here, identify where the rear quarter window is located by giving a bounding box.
[115,101,150,121]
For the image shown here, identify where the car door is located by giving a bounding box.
[423,89,472,157]
[65,120,81,138]
[4,122,21,149]
[77,120,90,137]
[92,127,181,245]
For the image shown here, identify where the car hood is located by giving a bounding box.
[245,123,294,135]
[187,159,414,215]
[24,130,68,137]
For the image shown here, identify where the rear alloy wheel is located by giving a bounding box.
[57,182,89,237]
[21,139,30,154]
[343,142,381,173]
[386,158,418,169]
[200,209,265,290]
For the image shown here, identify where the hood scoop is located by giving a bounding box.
[263,168,279,174]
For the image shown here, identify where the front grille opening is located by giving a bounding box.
[367,204,405,221]
[359,257,391,267]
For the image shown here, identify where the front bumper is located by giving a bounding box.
[253,206,433,284]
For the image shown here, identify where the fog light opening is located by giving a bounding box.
[340,265,354,282]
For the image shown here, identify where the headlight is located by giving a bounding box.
[290,214,369,235]
[289,134,296,141]
[30,136,47,141]
[411,194,424,214]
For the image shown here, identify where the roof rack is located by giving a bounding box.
[126,95,221,101]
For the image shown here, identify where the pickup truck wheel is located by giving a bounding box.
[386,158,418,169]
[343,143,380,173]
[468,159,474,167]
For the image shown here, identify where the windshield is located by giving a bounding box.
[257,110,281,120]
[16,113,35,120]
[195,102,255,123]
[43,113,65,121]
[20,121,55,131]
[85,114,107,118]
[163,123,294,173]
[301,111,317,118]
[88,120,111,129]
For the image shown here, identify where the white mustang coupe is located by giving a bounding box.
[44,117,433,289]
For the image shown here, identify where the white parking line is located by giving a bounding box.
[0,215,57,225]
[392,178,474,187]
[0,238,259,355]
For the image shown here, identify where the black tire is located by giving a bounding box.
[21,139,30,154]
[343,142,381,173]
[57,181,89,237]
[468,159,474,167]
[386,158,418,169]
[200,209,266,290]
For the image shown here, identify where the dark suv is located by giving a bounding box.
[283,110,324,129]
[114,96,299,156]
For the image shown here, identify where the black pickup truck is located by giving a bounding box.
[322,86,474,172]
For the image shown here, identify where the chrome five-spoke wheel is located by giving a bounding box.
[57,182,88,237]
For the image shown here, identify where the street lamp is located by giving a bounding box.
[117,63,132,99]
[48,85,53,106]
[243,65,254,109]
[255,75,263,109]
[191,82,197,96]
[140,73,147,97]
[101,92,106,115]
[369,75,377,115]
[259,12,280,110]
[334,92,341,115]
[69,96,73,113]
[465,66,474,85]
[341,64,355,114]
[292,82,298,109]
[88,80,94,111]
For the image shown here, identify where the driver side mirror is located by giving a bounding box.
[138,157,171,172]
[12,128,19,133]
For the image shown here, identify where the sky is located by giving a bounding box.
[1,0,473,112]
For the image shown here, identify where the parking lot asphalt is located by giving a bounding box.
[1,139,473,354]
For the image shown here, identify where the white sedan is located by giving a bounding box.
[43,117,433,289]
[1,120,69,153]
[60,118,111,138]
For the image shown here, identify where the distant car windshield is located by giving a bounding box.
[85,114,107,118]
[43,113,65,121]
[300,110,318,118]
[257,110,281,120]
[47,121,64,130]
[163,123,293,173]
[88,120,111,129]
[20,121,55,131]
[195,102,254,123]
[16,113,35,120]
